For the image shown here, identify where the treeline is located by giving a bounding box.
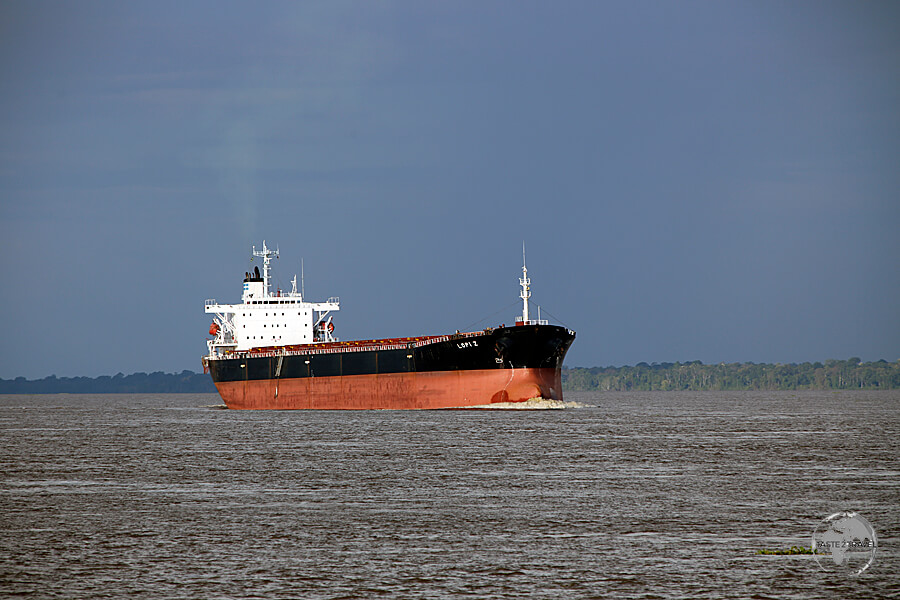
[0,371,216,394]
[562,358,900,391]
[4,359,899,394]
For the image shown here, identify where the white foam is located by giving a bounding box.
[462,398,587,410]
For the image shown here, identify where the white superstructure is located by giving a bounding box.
[205,241,340,357]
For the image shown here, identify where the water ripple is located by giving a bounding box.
[1,390,897,598]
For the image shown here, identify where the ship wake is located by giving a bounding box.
[463,398,587,410]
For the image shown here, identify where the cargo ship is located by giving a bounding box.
[202,242,575,409]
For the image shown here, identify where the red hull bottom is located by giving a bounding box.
[214,368,563,410]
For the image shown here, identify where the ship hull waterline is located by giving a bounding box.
[213,367,563,410]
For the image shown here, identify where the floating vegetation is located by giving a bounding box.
[756,546,820,555]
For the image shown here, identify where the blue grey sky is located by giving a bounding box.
[1,1,898,378]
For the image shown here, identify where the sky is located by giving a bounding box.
[1,1,898,379]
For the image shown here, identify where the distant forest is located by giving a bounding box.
[2,358,898,394]
[0,371,216,394]
[562,358,900,391]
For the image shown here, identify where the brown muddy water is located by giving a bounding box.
[1,390,897,599]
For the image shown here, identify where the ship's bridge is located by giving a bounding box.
[205,241,340,356]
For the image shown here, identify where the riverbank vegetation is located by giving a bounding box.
[0,371,216,394]
[563,358,900,391]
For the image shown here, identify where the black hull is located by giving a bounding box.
[207,324,575,384]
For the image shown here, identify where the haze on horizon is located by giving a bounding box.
[1,1,898,379]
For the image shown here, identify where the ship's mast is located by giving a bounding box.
[252,240,279,297]
[519,243,530,323]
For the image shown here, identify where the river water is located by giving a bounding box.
[1,391,897,599]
